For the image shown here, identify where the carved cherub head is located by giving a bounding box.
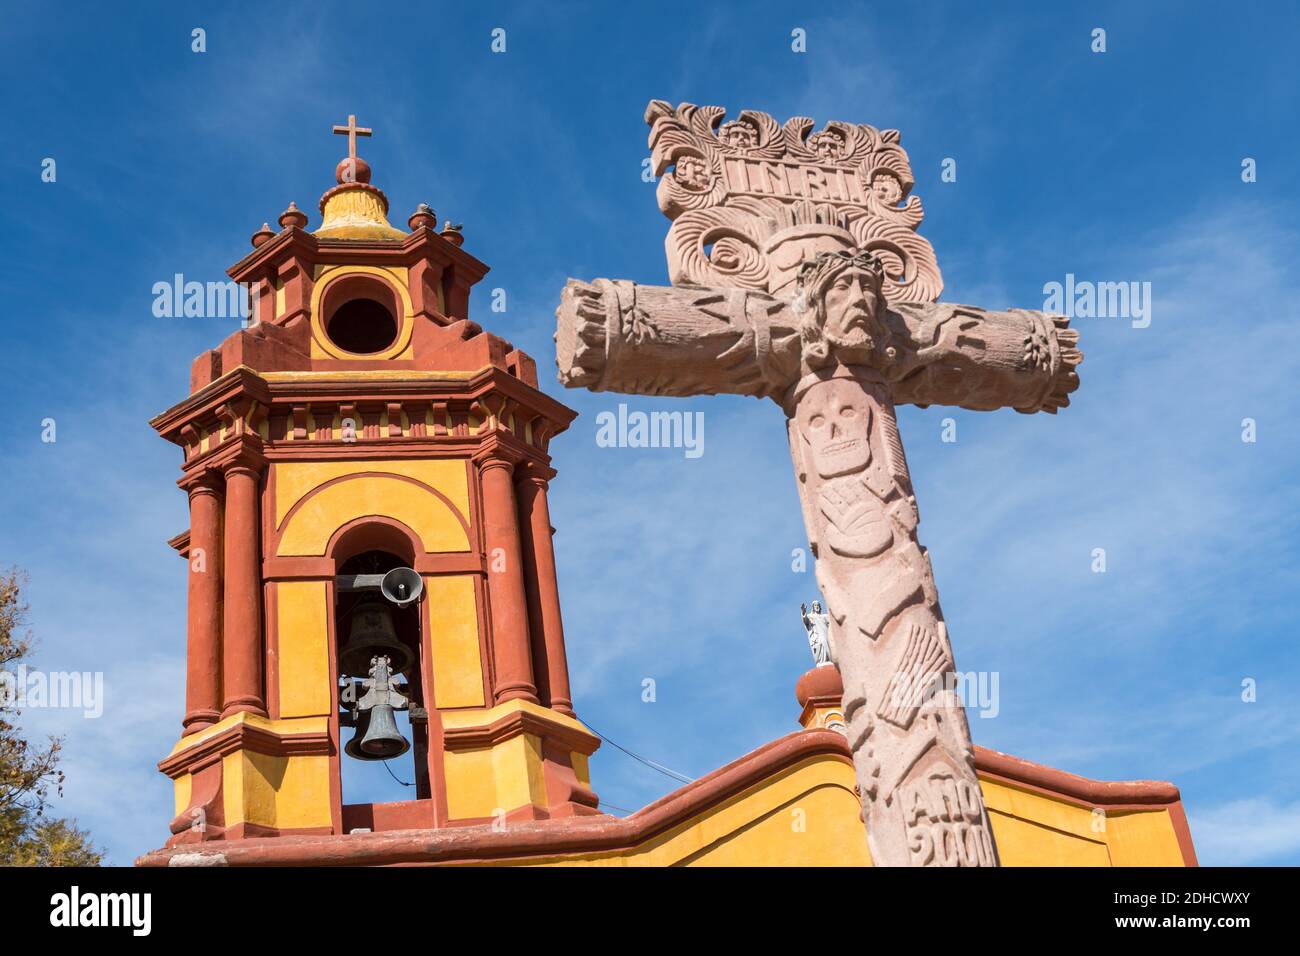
[795,249,890,370]
[807,129,846,162]
[870,169,903,205]
[673,153,711,191]
[719,119,759,150]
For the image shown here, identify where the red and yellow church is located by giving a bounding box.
[137,121,1196,867]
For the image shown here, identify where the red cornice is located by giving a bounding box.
[259,367,577,429]
[180,433,267,479]
[137,729,1195,868]
[225,225,490,287]
[158,721,333,779]
[261,552,483,581]
[167,530,190,559]
[152,365,578,480]
[150,366,272,442]
[442,708,599,756]
[262,440,482,462]
[974,747,1181,807]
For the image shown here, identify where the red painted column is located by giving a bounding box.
[182,473,223,734]
[477,450,538,704]
[221,458,268,718]
[516,464,574,716]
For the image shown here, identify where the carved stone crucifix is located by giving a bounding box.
[553,102,1082,867]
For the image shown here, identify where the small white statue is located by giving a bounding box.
[800,600,833,666]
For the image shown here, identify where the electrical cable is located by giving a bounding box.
[364,719,693,798]
[382,759,414,787]
[598,802,636,816]
[578,719,694,785]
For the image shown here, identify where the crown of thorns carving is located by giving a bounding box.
[796,249,886,297]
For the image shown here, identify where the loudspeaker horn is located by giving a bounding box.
[381,566,423,607]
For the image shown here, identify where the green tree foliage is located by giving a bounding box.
[0,569,102,866]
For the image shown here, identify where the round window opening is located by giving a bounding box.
[326,297,399,354]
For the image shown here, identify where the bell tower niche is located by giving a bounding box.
[151,116,600,848]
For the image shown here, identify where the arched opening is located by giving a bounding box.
[326,298,397,354]
[333,541,432,825]
[320,273,402,355]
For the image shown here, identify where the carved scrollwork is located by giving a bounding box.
[858,129,915,193]
[666,206,771,290]
[654,154,728,218]
[644,100,942,302]
[843,212,944,303]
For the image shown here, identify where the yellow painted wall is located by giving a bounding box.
[507,756,869,868]
[443,734,549,821]
[276,580,332,718]
[442,747,497,820]
[488,757,1189,868]
[425,575,484,708]
[1100,808,1188,867]
[222,751,332,831]
[309,265,415,361]
[440,701,598,821]
[163,709,1185,864]
[173,774,191,819]
[572,752,591,788]
[274,460,471,556]
[981,776,1186,867]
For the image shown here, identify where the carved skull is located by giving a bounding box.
[797,377,873,478]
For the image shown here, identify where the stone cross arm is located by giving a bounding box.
[555,278,1082,414]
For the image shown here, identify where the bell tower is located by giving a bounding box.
[151,116,600,848]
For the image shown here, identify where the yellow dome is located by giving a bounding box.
[315,182,406,241]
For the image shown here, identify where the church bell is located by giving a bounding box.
[339,599,414,677]
[344,702,410,761]
[343,652,412,762]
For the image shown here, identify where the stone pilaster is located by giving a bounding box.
[181,469,224,734]
[221,452,268,719]
[475,445,538,705]
[516,462,574,716]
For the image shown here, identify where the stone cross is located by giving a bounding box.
[332,112,373,164]
[553,101,1082,867]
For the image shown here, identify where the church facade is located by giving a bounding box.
[137,122,1195,867]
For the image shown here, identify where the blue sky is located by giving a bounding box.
[1,1,1297,865]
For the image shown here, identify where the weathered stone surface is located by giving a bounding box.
[553,102,1084,866]
[554,279,1080,413]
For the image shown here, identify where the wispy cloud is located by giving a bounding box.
[1190,797,1300,866]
